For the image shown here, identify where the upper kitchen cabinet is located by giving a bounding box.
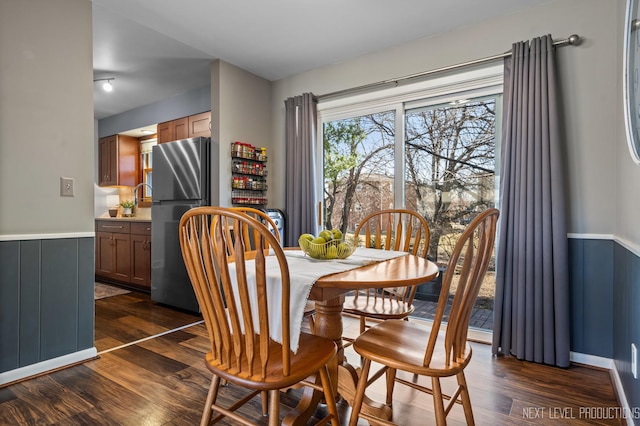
[157,111,211,143]
[98,134,139,187]
[188,111,211,138]
[157,117,188,144]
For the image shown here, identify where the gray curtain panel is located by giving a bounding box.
[284,93,318,247]
[492,35,570,367]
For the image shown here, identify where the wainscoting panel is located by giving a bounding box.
[18,240,41,367]
[613,242,640,417]
[569,238,614,358]
[0,237,95,374]
[0,241,20,373]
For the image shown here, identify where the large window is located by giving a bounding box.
[318,66,502,332]
[322,110,396,235]
[404,97,497,262]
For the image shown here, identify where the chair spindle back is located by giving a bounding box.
[179,207,292,378]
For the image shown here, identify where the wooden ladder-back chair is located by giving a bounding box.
[227,207,280,254]
[343,209,430,340]
[231,207,317,333]
[348,208,499,426]
[179,207,339,426]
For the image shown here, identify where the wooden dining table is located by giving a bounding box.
[282,251,440,425]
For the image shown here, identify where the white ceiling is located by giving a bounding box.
[92,0,553,121]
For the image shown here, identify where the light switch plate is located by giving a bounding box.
[60,177,74,197]
[632,343,637,379]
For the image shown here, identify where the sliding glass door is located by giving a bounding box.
[321,109,396,236]
[319,90,501,332]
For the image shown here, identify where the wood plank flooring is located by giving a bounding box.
[0,289,624,425]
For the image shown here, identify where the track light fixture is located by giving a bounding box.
[93,78,114,92]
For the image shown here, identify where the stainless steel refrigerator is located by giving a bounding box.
[151,136,210,312]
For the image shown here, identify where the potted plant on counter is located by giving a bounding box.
[120,200,135,217]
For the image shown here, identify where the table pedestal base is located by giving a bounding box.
[283,296,392,425]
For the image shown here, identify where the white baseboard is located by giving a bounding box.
[570,351,613,369]
[0,347,98,386]
[611,362,635,426]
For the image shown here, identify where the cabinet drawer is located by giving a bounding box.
[131,222,152,236]
[96,220,131,234]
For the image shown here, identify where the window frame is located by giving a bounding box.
[316,63,504,232]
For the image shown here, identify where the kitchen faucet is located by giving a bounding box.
[133,183,153,208]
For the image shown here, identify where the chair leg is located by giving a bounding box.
[201,375,220,426]
[318,364,341,426]
[349,357,372,426]
[268,389,280,426]
[385,367,397,406]
[431,376,446,426]
[261,391,269,416]
[456,371,475,425]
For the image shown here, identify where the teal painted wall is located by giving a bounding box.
[0,238,94,373]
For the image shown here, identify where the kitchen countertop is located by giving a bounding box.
[96,215,151,222]
[97,207,151,221]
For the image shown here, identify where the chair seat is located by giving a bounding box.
[343,294,415,320]
[353,319,472,377]
[206,331,337,390]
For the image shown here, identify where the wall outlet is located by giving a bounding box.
[633,343,638,379]
[60,177,74,197]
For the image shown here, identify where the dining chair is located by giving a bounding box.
[231,207,317,335]
[179,207,340,426]
[226,207,280,254]
[348,208,499,426]
[343,208,430,342]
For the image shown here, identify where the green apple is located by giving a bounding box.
[337,242,351,256]
[299,233,314,242]
[319,230,333,242]
[331,229,343,240]
[311,236,326,245]
[326,245,338,259]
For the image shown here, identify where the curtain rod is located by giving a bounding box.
[316,34,580,101]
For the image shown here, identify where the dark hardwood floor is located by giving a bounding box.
[0,290,623,425]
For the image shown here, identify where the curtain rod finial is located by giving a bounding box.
[567,34,580,46]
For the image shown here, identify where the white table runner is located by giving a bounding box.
[227,247,407,352]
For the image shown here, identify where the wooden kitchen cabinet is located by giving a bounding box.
[157,111,210,143]
[130,222,152,288]
[98,134,139,186]
[188,111,211,138]
[157,117,188,144]
[95,220,152,290]
[95,221,131,282]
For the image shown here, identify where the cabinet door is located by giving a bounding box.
[98,136,117,186]
[98,135,138,186]
[188,112,211,138]
[112,232,131,282]
[117,135,139,187]
[174,117,188,140]
[157,121,174,144]
[158,117,188,143]
[130,234,151,288]
[95,231,115,277]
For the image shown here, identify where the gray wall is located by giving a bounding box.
[97,85,211,138]
[212,60,272,206]
[0,0,95,235]
[0,0,95,377]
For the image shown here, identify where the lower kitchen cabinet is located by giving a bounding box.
[95,219,151,290]
[130,222,152,288]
